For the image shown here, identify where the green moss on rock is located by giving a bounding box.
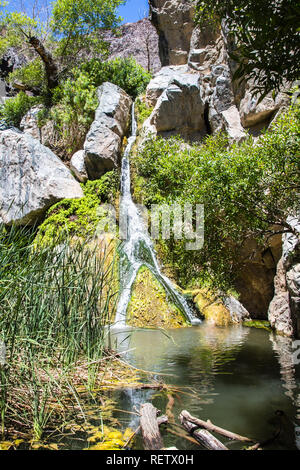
[243,320,272,331]
[190,288,232,326]
[35,171,119,245]
[127,265,188,328]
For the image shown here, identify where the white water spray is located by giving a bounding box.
[113,104,201,328]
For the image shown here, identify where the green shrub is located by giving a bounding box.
[135,96,153,126]
[0,92,40,127]
[36,171,119,245]
[134,106,300,290]
[8,59,46,92]
[79,57,152,99]
[50,71,98,155]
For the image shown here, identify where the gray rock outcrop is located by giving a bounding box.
[149,0,195,66]
[0,129,83,225]
[268,216,300,337]
[146,70,207,140]
[148,0,289,140]
[84,82,132,180]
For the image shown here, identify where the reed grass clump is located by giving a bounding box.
[0,224,117,443]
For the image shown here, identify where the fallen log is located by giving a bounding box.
[180,410,253,443]
[180,412,228,450]
[140,403,164,450]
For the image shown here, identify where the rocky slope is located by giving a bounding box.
[104,18,161,73]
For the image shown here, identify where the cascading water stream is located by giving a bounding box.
[113,103,201,329]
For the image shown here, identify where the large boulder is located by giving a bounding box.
[146,65,191,106]
[84,82,132,180]
[0,129,83,225]
[70,150,88,183]
[145,70,206,140]
[208,65,246,142]
[239,83,290,129]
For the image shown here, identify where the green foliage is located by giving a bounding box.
[0,91,40,126]
[0,222,116,437]
[50,71,98,155]
[52,0,124,59]
[0,0,124,98]
[49,57,151,156]
[195,0,300,98]
[8,59,46,92]
[79,57,152,99]
[36,171,119,245]
[135,96,153,126]
[134,106,300,290]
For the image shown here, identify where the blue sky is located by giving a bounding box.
[119,0,149,23]
[3,0,149,24]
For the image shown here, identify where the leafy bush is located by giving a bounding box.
[134,106,300,290]
[0,92,40,127]
[50,71,99,155]
[8,59,46,92]
[36,171,119,245]
[79,57,152,99]
[49,57,151,156]
[135,96,153,126]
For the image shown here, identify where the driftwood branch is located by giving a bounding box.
[180,410,253,443]
[140,403,165,450]
[180,411,228,450]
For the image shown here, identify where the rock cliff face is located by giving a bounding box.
[146,0,297,333]
[148,0,288,141]
[268,217,300,337]
[104,18,161,73]
[0,129,83,225]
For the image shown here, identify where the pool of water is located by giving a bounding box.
[109,323,300,450]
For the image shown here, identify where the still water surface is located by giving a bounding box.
[110,324,300,450]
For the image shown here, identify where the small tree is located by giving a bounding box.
[0,0,125,101]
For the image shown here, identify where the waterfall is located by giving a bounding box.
[113,103,201,329]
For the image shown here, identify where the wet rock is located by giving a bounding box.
[0,129,83,225]
[84,82,132,179]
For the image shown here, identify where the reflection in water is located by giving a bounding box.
[108,324,300,450]
[270,333,300,449]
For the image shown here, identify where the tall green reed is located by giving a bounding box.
[0,223,117,439]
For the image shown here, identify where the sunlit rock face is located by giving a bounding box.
[84,82,132,180]
[148,0,289,140]
[0,129,83,225]
[104,18,161,73]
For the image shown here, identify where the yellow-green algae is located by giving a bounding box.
[127,265,188,328]
[190,288,232,327]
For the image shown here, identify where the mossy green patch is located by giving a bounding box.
[35,171,119,245]
[243,320,272,331]
[127,265,188,328]
[191,288,232,327]
[135,95,153,128]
